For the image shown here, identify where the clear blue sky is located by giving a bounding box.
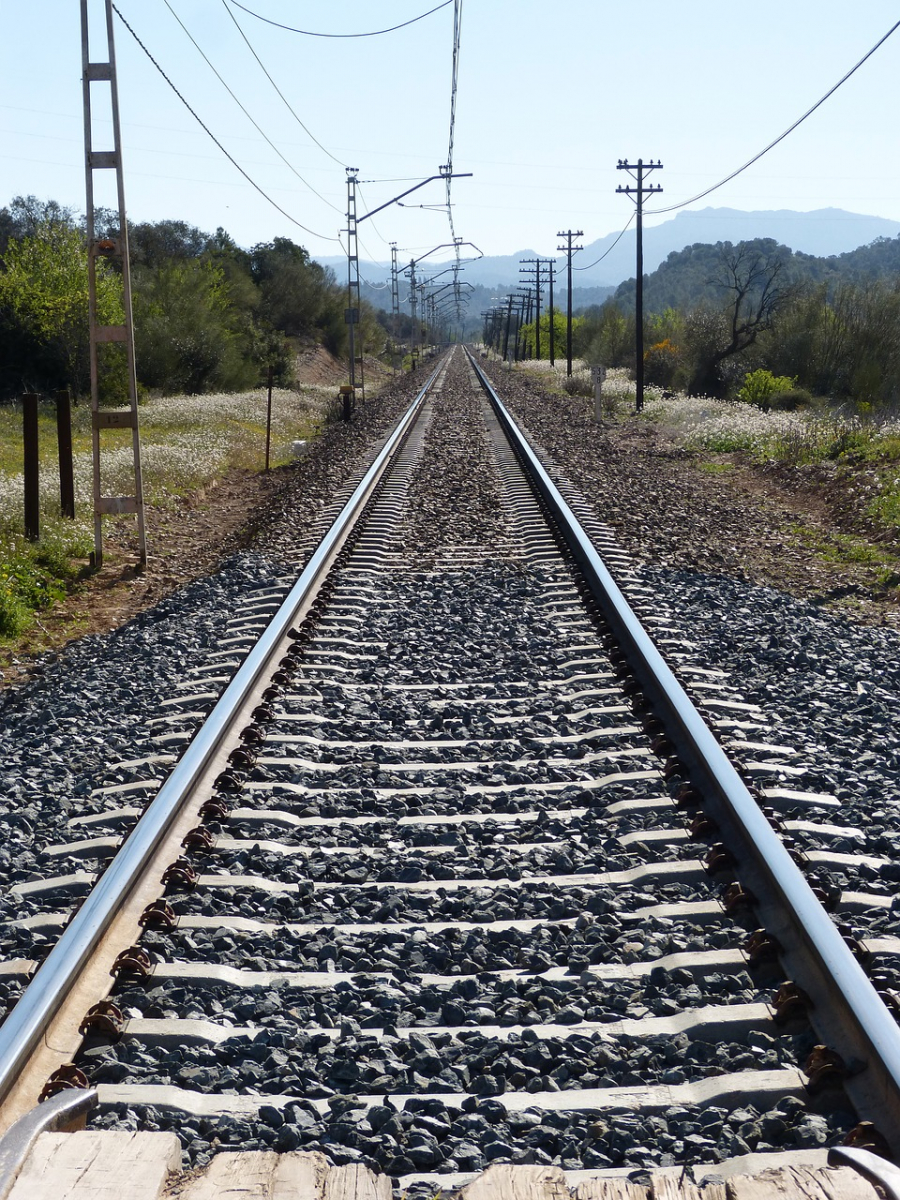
[2,1,898,265]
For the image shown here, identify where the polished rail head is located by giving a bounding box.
[467,348,900,1149]
[0,360,446,1115]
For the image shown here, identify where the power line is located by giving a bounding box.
[220,0,345,168]
[445,0,463,239]
[226,0,454,39]
[356,182,393,248]
[161,0,341,213]
[336,235,391,290]
[573,212,635,270]
[112,4,341,242]
[647,16,900,216]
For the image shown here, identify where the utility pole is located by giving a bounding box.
[345,168,364,399]
[408,259,418,368]
[548,262,555,367]
[390,242,400,372]
[81,0,147,568]
[513,290,529,362]
[519,259,549,360]
[616,159,662,412]
[503,294,514,361]
[557,229,583,376]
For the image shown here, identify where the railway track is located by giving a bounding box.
[0,345,898,1197]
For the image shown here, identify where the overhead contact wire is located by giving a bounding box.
[647,17,900,216]
[112,4,341,241]
[219,0,346,168]
[161,0,341,213]
[226,0,454,38]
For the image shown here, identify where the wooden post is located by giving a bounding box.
[22,394,40,541]
[265,366,274,472]
[56,389,76,519]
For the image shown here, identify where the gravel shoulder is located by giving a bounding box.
[3,356,898,694]
[483,360,900,630]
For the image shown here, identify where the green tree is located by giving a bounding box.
[0,218,122,398]
[582,301,634,367]
[132,257,257,394]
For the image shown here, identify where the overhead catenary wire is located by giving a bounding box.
[646,16,900,216]
[356,183,393,249]
[337,235,391,290]
[161,0,342,213]
[219,0,346,168]
[112,4,341,241]
[226,0,454,39]
[445,0,463,241]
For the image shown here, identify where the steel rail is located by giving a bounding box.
[0,359,446,1109]
[467,348,900,1148]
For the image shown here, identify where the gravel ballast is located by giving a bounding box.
[1,350,898,1183]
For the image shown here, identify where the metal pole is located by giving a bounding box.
[264,365,273,473]
[22,394,39,543]
[409,261,418,369]
[548,262,555,367]
[345,169,360,395]
[503,295,513,361]
[56,390,75,520]
[104,0,146,566]
[390,243,399,372]
[82,0,148,567]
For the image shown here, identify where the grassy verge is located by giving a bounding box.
[0,384,334,638]
[506,357,900,597]
[638,392,900,542]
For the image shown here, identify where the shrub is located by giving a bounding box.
[562,374,593,398]
[643,338,681,388]
[737,369,798,408]
[768,388,814,411]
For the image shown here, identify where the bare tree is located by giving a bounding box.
[689,240,791,396]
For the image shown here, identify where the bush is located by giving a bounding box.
[768,388,814,411]
[737,368,798,408]
[643,338,681,387]
[562,374,593,398]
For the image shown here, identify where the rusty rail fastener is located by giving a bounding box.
[139,899,177,929]
[38,1064,90,1102]
[79,1000,125,1041]
[773,980,813,1024]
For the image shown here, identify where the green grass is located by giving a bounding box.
[866,479,900,529]
[0,384,332,642]
[788,523,899,585]
[695,460,735,474]
[0,524,93,637]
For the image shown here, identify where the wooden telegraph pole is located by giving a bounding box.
[557,230,583,376]
[616,160,662,412]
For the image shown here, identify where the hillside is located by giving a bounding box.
[611,233,900,314]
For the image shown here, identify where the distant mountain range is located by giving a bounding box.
[612,229,900,316]
[317,206,900,293]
